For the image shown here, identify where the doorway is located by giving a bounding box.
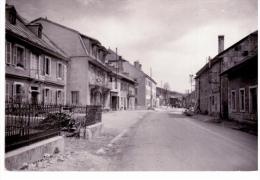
[31,91,38,104]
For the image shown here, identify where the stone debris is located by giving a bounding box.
[20,163,28,170]
[96,148,106,155]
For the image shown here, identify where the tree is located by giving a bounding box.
[163,82,170,90]
[163,82,170,106]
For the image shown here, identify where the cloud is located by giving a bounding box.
[7,0,258,92]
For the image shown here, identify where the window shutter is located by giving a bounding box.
[56,62,58,78]
[61,91,64,105]
[5,83,9,101]
[63,64,66,80]
[55,90,57,104]
[5,42,12,64]
[21,84,25,102]
[5,42,7,64]
[49,89,52,104]
[62,64,64,80]
[40,55,44,75]
[13,45,17,65]
[23,48,26,69]
[42,88,45,104]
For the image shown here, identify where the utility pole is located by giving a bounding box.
[189,74,193,93]
[150,67,153,107]
[115,48,118,110]
[189,74,194,108]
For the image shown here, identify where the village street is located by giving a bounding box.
[27,108,257,171]
[110,109,257,171]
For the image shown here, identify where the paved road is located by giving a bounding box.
[110,110,258,171]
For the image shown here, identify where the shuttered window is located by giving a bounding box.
[71,91,79,104]
[13,45,26,68]
[6,83,10,101]
[44,56,51,75]
[57,62,63,79]
[6,42,12,64]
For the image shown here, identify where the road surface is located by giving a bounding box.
[110,110,257,171]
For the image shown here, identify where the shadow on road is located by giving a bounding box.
[167,113,187,119]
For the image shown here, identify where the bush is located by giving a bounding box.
[38,112,72,130]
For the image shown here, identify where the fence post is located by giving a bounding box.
[59,104,62,135]
[27,103,30,142]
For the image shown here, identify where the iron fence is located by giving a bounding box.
[5,102,102,152]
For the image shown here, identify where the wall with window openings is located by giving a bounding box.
[5,40,67,104]
[221,34,258,73]
[228,72,257,122]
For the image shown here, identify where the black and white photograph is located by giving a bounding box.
[0,0,259,178]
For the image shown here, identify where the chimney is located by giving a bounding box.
[6,5,17,25]
[134,61,142,70]
[139,63,142,70]
[218,35,224,53]
[134,61,139,69]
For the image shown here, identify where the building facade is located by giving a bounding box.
[220,31,258,125]
[5,5,68,105]
[32,18,112,108]
[106,52,157,109]
[106,50,137,110]
[195,31,258,126]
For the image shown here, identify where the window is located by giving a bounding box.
[30,53,39,76]
[71,91,79,104]
[5,42,12,64]
[211,96,214,105]
[44,56,51,75]
[249,86,257,114]
[56,90,62,104]
[115,78,118,89]
[14,83,24,103]
[234,45,241,51]
[242,51,248,56]
[57,62,63,79]
[231,90,236,111]
[14,45,25,68]
[44,88,50,104]
[239,88,245,112]
[9,10,16,25]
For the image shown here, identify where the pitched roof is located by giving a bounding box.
[32,17,101,45]
[6,5,68,60]
[220,53,257,76]
[195,30,258,78]
[106,49,157,84]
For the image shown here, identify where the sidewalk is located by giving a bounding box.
[191,113,257,135]
[24,110,150,171]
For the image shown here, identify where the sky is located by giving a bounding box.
[6,0,258,93]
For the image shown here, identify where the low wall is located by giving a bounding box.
[79,122,103,140]
[5,136,64,170]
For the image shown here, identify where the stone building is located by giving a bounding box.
[5,5,68,104]
[106,50,137,110]
[195,55,221,116]
[123,61,157,109]
[219,31,258,126]
[107,52,157,109]
[195,31,258,127]
[156,87,183,107]
[32,18,112,108]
